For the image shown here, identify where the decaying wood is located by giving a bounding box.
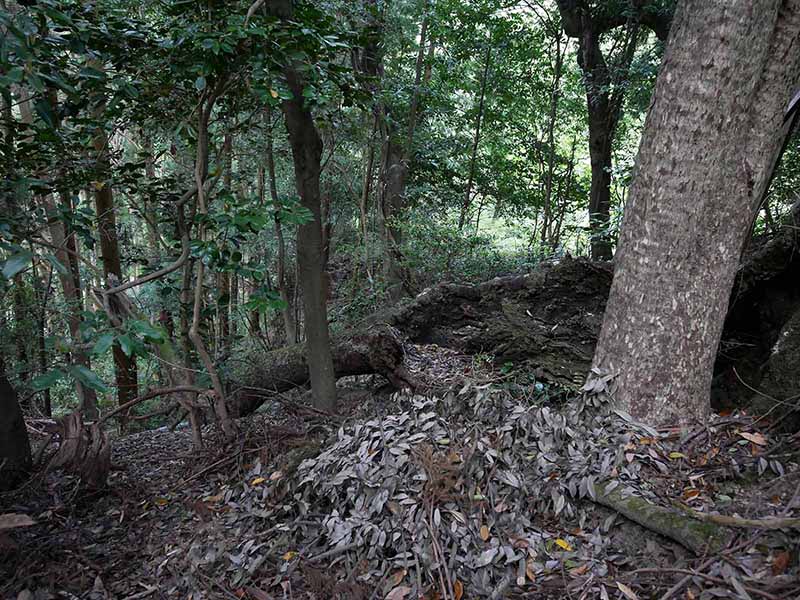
[232,325,416,417]
[593,483,727,555]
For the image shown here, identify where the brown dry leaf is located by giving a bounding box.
[526,559,537,582]
[569,564,589,577]
[0,514,36,531]
[772,551,791,575]
[682,489,701,501]
[739,431,767,446]
[479,525,490,541]
[453,580,463,600]
[245,586,274,600]
[384,586,412,600]
[153,497,169,507]
[270,470,284,481]
[616,582,639,600]
[251,477,266,486]
[281,550,298,561]
[389,570,407,586]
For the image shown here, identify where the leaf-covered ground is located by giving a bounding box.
[2,356,799,600]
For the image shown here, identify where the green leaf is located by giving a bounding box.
[44,253,68,275]
[118,333,134,357]
[91,333,115,356]
[33,98,57,129]
[69,365,110,393]
[130,320,165,343]
[2,251,32,279]
[31,369,65,391]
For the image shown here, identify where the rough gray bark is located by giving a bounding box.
[592,0,800,426]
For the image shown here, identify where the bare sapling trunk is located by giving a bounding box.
[92,113,138,431]
[187,89,235,439]
[459,44,492,231]
[265,105,297,344]
[590,0,800,426]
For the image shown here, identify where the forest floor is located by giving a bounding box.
[2,344,800,600]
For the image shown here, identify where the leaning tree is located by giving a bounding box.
[591,0,800,425]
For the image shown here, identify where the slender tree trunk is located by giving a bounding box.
[187,90,235,439]
[541,34,565,249]
[380,7,431,301]
[93,122,138,431]
[31,252,52,416]
[591,0,800,426]
[269,0,337,411]
[459,44,492,230]
[360,116,378,279]
[556,2,645,261]
[265,106,297,344]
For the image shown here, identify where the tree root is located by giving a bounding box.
[672,501,800,530]
[594,483,728,555]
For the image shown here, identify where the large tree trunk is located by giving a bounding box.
[94,127,138,431]
[590,0,800,426]
[0,353,32,491]
[271,0,337,412]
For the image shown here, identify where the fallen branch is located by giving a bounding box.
[594,483,728,555]
[98,386,208,426]
[673,501,800,530]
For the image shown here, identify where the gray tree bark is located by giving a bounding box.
[591,0,800,426]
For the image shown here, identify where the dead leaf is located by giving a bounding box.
[739,431,767,446]
[682,489,701,501]
[526,559,537,582]
[270,470,284,481]
[251,477,266,486]
[0,514,36,531]
[384,586,412,600]
[569,564,589,576]
[389,570,406,586]
[479,525,490,541]
[555,538,572,551]
[616,582,639,600]
[281,550,298,561]
[153,497,169,507]
[772,551,791,575]
[669,452,687,460]
[453,580,463,600]
[245,586,275,600]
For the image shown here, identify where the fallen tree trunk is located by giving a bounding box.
[235,218,800,422]
[388,257,612,387]
[231,326,416,417]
